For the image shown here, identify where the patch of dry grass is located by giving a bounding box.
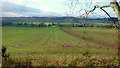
[2,56,118,67]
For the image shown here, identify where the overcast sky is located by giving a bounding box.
[1,0,120,18]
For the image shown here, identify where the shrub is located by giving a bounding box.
[2,47,32,68]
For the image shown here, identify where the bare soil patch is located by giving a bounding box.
[60,28,118,49]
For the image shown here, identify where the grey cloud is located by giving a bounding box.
[2,2,61,17]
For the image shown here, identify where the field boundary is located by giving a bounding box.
[60,28,118,49]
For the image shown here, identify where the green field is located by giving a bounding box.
[2,26,118,58]
[63,27,118,45]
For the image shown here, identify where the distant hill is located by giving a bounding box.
[2,17,118,23]
[2,17,79,23]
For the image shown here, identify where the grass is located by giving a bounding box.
[63,27,118,45]
[2,26,118,58]
[2,26,118,66]
[2,46,118,67]
[0,26,2,47]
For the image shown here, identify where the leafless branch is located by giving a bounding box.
[100,8,119,28]
[95,5,111,8]
[79,6,96,18]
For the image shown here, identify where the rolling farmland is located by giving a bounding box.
[2,26,118,58]
[60,27,118,49]
[2,0,120,66]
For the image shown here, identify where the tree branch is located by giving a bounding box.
[80,6,97,18]
[89,6,97,12]
[95,5,111,8]
[100,8,119,28]
[95,4,119,28]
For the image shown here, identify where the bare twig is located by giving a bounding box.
[80,6,96,18]
[100,8,119,29]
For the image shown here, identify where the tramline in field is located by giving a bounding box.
[2,26,118,58]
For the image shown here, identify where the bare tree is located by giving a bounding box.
[95,0,120,28]
[69,0,120,28]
